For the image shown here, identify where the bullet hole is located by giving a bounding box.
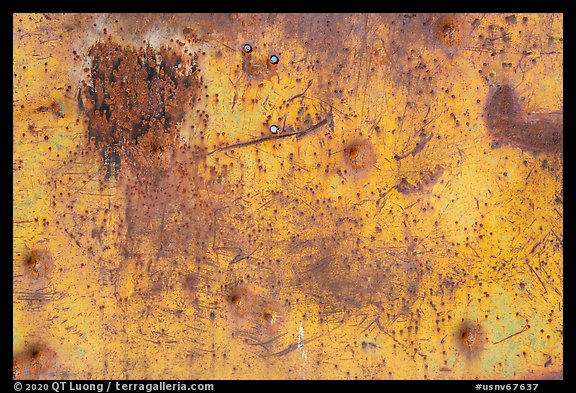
[13,346,57,379]
[29,348,55,377]
[435,16,461,49]
[226,285,254,317]
[457,320,485,356]
[270,125,279,134]
[343,139,376,174]
[242,43,252,53]
[443,24,456,44]
[269,54,279,64]
[25,250,51,279]
[13,357,24,380]
[461,329,478,350]
[262,307,279,327]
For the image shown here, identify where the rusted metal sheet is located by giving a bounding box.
[13,13,562,380]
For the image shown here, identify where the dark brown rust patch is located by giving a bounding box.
[80,37,200,179]
[343,139,376,174]
[485,84,563,153]
[25,250,52,279]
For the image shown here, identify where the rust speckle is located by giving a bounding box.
[207,167,230,194]
[505,15,517,25]
[361,341,378,351]
[182,27,200,43]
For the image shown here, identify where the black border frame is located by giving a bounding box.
[7,1,571,390]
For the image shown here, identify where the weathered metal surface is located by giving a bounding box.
[13,13,562,380]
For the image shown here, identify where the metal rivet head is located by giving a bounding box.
[269,55,279,64]
[243,43,252,53]
[270,125,279,134]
